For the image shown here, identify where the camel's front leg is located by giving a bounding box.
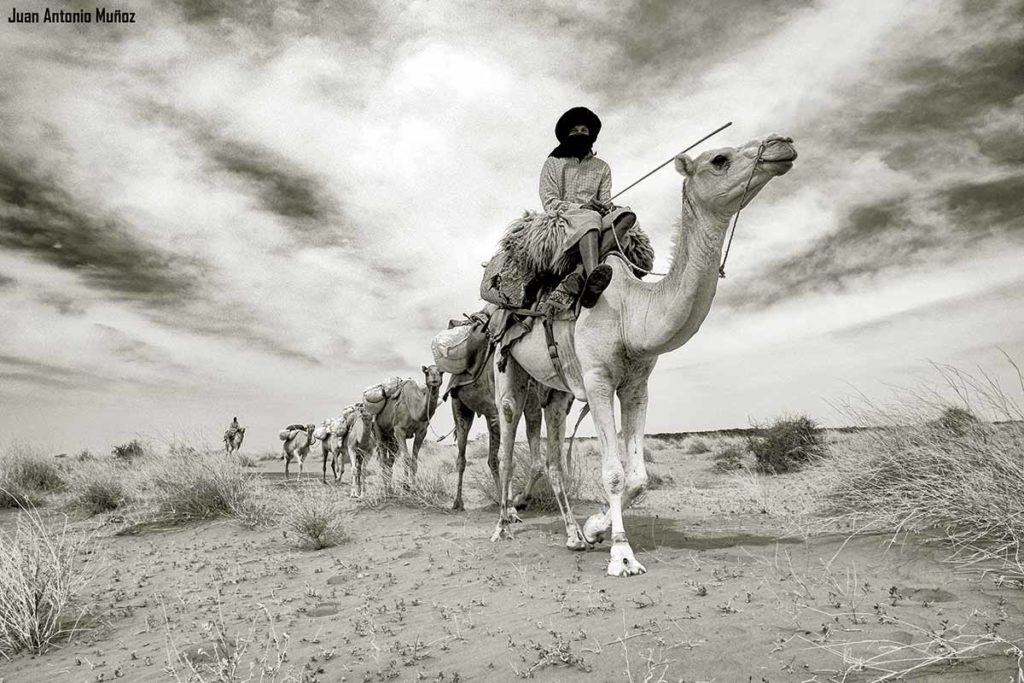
[581,370,645,577]
[618,382,650,510]
[542,391,587,550]
[347,440,361,497]
[491,358,527,542]
[334,439,346,483]
[512,389,545,510]
[452,397,474,511]
[393,427,415,490]
[321,442,331,484]
[410,427,427,483]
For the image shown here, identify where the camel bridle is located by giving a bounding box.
[605,126,765,281]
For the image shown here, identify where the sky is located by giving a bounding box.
[1,0,1022,453]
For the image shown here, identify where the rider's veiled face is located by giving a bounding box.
[568,124,590,137]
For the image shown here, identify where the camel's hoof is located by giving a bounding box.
[452,499,465,512]
[607,541,646,577]
[511,494,533,510]
[583,513,609,545]
[508,507,523,524]
[490,522,514,542]
[566,525,587,551]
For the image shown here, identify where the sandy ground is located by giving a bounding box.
[2,435,1022,683]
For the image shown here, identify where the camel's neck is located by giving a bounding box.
[631,183,730,355]
[416,384,440,423]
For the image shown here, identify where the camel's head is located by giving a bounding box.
[674,133,796,218]
[238,427,245,436]
[422,364,444,391]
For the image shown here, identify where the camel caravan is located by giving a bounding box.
[249,109,796,577]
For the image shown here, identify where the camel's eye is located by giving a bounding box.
[711,154,730,169]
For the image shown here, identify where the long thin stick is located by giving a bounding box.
[609,121,732,201]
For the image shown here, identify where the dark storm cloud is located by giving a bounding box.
[0,159,202,306]
[822,3,1024,170]
[720,197,929,308]
[208,140,339,226]
[138,100,351,245]
[720,170,1024,311]
[943,173,1024,230]
[522,0,812,97]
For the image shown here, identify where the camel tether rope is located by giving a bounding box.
[606,121,763,279]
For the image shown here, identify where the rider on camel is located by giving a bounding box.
[539,106,637,313]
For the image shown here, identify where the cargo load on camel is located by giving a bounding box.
[362,376,410,416]
[480,208,654,311]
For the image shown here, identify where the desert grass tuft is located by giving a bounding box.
[111,438,146,461]
[360,446,456,513]
[0,507,97,656]
[68,462,134,516]
[683,436,711,455]
[825,359,1024,579]
[123,452,274,531]
[710,442,749,473]
[749,414,827,474]
[284,490,347,550]
[0,443,66,508]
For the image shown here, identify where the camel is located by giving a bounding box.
[280,424,315,480]
[491,133,797,577]
[373,365,444,491]
[449,361,562,511]
[320,405,375,491]
[345,409,376,498]
[223,427,245,455]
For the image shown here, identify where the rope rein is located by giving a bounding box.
[718,141,764,279]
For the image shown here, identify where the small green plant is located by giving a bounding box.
[748,415,826,474]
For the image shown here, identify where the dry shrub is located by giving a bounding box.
[645,466,673,489]
[111,438,146,461]
[125,452,274,531]
[0,508,97,656]
[232,452,259,468]
[826,359,1024,579]
[748,415,826,474]
[359,445,455,513]
[684,437,711,455]
[931,405,981,436]
[68,462,134,516]
[711,443,749,473]
[284,490,347,550]
[0,444,66,508]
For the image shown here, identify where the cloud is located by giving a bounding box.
[0,159,201,306]
[0,0,1021,449]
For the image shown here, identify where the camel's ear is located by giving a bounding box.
[421,365,428,374]
[674,154,696,177]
